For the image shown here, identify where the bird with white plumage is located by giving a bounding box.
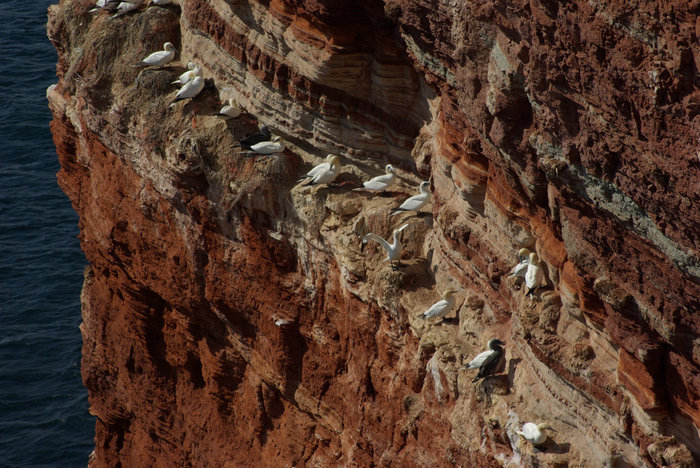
[525,252,545,296]
[218,99,242,119]
[298,155,341,186]
[138,42,177,68]
[359,164,396,193]
[111,0,144,17]
[417,289,458,320]
[171,62,200,85]
[170,75,204,105]
[248,136,285,155]
[516,422,556,445]
[361,223,410,270]
[508,248,531,278]
[89,0,121,12]
[465,338,506,382]
[391,181,431,215]
[90,0,117,11]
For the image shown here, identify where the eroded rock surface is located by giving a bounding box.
[48,0,699,466]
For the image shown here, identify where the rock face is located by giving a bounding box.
[47,0,700,466]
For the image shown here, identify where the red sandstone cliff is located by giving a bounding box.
[47,0,700,466]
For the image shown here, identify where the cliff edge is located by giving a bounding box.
[47,0,700,466]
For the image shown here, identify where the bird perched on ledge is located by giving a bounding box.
[359,164,396,193]
[170,75,204,105]
[249,136,285,155]
[298,155,341,186]
[171,62,199,86]
[111,0,144,17]
[218,98,242,119]
[237,125,271,149]
[137,42,176,68]
[508,248,530,278]
[89,0,121,12]
[391,181,431,215]
[516,422,556,445]
[525,252,544,296]
[465,338,505,382]
[361,223,409,270]
[417,289,458,321]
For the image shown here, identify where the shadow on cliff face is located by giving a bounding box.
[397,258,434,293]
[128,288,175,379]
[507,357,521,388]
[278,322,308,399]
[536,439,570,455]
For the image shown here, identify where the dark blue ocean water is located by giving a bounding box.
[0,1,95,466]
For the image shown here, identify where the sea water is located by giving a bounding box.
[0,1,94,465]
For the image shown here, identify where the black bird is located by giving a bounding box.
[466,338,505,383]
[238,125,271,149]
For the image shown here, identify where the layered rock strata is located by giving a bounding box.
[48,0,700,466]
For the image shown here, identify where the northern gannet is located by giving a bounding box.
[508,248,531,278]
[298,155,341,186]
[250,136,285,155]
[361,223,410,270]
[361,164,396,192]
[138,42,176,68]
[171,62,199,85]
[525,252,544,296]
[299,154,333,182]
[466,338,505,382]
[112,0,144,17]
[516,422,556,445]
[238,125,271,149]
[417,289,458,320]
[391,181,431,215]
[89,0,121,12]
[218,98,241,119]
[170,75,204,104]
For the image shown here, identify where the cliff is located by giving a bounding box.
[47,0,700,466]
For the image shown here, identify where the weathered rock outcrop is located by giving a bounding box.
[48,0,700,466]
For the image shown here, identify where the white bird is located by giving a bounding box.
[138,42,177,68]
[298,155,341,186]
[465,338,505,382]
[112,0,143,17]
[238,125,271,149]
[417,289,458,320]
[391,181,431,215]
[171,62,199,85]
[361,164,396,192]
[508,248,531,278]
[170,75,204,104]
[250,136,285,155]
[151,0,172,5]
[516,422,556,445]
[299,154,334,181]
[524,252,544,296]
[218,98,242,119]
[90,0,121,12]
[361,223,410,270]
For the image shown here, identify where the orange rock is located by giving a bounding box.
[47,0,700,465]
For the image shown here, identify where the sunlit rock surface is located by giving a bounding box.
[48,0,699,466]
